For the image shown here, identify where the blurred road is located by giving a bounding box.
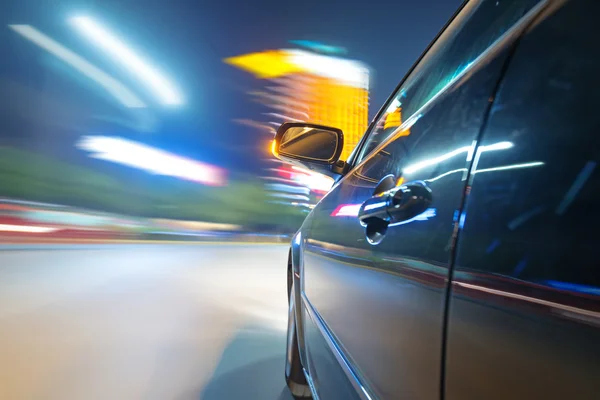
[0,244,294,400]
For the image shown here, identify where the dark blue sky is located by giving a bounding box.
[1,0,461,173]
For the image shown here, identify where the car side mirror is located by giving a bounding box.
[273,122,347,177]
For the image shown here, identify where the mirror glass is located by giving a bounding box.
[279,126,339,162]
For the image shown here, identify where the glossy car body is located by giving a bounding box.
[281,0,600,399]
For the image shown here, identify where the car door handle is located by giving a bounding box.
[359,180,433,225]
[358,180,432,244]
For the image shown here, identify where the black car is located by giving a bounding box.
[274,0,600,399]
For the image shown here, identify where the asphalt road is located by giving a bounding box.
[0,244,294,400]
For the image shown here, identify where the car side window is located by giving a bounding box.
[356,0,542,164]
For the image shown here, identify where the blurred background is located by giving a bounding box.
[0,0,460,242]
[0,1,460,399]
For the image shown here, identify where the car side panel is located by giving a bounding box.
[301,44,517,399]
[301,300,364,400]
[446,1,600,399]
[293,214,363,400]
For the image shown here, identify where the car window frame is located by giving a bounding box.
[346,0,549,172]
[345,0,469,169]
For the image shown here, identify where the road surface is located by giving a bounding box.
[0,244,294,400]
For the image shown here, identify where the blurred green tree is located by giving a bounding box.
[0,146,305,232]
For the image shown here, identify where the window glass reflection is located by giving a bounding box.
[357,0,541,163]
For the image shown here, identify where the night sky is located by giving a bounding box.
[0,0,461,174]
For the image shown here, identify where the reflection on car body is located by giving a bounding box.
[275,0,600,399]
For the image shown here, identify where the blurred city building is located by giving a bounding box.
[225,45,370,211]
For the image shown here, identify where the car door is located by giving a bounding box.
[299,1,546,399]
[445,0,600,399]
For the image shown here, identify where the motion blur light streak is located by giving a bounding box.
[473,161,544,174]
[330,204,436,224]
[226,49,369,87]
[265,183,310,195]
[264,112,303,122]
[386,98,402,114]
[0,224,58,233]
[269,193,310,201]
[386,112,422,136]
[425,168,468,183]
[403,141,514,174]
[69,16,183,106]
[466,140,477,162]
[425,161,543,183]
[224,50,301,79]
[289,40,347,55]
[454,281,600,319]
[364,201,387,211]
[555,161,596,216]
[331,204,362,217]
[8,25,145,108]
[479,141,513,152]
[290,166,334,193]
[226,48,370,160]
[543,280,600,296]
[458,212,467,229]
[388,207,437,227]
[507,206,545,230]
[76,136,226,186]
[290,202,313,209]
[286,49,370,88]
[403,146,472,174]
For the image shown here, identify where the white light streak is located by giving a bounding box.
[332,204,362,217]
[404,146,471,174]
[425,161,543,184]
[386,98,401,114]
[389,207,437,227]
[455,281,600,320]
[0,224,58,233]
[290,167,334,193]
[286,49,369,89]
[404,141,514,175]
[479,141,514,152]
[425,168,468,183]
[9,25,145,108]
[473,161,544,174]
[364,201,387,211]
[264,112,303,122]
[70,16,183,105]
[76,136,226,186]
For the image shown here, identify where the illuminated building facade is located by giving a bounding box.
[225,49,369,161]
[225,47,369,210]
